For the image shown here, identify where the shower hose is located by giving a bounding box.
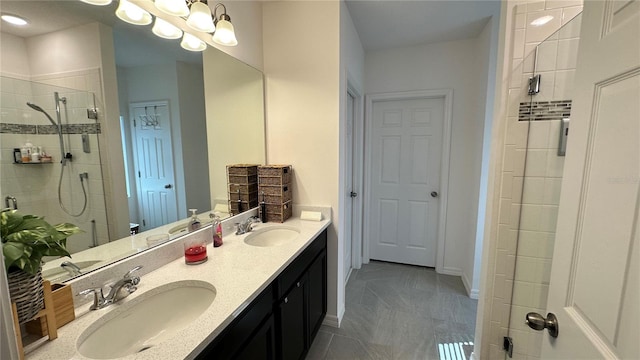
[58,164,88,217]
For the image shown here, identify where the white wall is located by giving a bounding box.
[338,0,365,322]
[203,48,265,208]
[0,32,30,78]
[365,38,486,278]
[177,61,210,214]
[263,0,341,322]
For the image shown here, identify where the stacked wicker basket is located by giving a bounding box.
[227,164,259,216]
[258,165,293,222]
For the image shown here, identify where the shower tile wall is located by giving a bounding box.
[482,1,582,359]
[0,73,109,253]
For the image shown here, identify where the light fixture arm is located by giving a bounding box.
[213,3,230,23]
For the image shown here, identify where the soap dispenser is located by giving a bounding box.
[187,209,201,232]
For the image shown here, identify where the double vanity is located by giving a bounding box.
[26,213,330,360]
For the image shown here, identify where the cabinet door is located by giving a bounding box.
[233,314,276,360]
[308,249,327,339]
[278,278,307,360]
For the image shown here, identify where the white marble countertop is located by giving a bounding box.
[26,217,330,360]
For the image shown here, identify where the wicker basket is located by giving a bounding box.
[8,269,44,324]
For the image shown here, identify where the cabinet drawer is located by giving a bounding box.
[277,230,327,299]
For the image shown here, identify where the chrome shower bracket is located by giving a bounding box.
[528,74,541,95]
[87,108,98,120]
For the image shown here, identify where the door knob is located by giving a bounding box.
[350,191,358,198]
[164,184,172,189]
[430,191,438,198]
[526,312,559,338]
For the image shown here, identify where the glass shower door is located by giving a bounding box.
[504,12,582,360]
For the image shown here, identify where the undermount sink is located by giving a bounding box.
[77,280,216,359]
[244,226,300,247]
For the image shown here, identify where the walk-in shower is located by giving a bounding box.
[26,92,88,217]
[500,11,583,360]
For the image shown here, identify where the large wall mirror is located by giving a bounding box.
[0,0,265,282]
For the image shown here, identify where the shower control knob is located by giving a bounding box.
[164,184,172,189]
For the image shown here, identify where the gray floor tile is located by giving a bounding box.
[325,334,372,360]
[307,261,478,360]
[307,330,333,360]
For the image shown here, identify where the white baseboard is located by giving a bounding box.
[438,266,462,276]
[461,272,480,300]
[322,305,344,328]
[322,314,340,328]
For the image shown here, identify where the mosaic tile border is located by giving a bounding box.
[519,100,571,121]
[0,123,101,135]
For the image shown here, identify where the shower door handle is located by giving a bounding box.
[164,184,173,189]
[526,312,559,337]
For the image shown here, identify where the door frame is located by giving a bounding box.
[346,79,364,272]
[363,89,453,273]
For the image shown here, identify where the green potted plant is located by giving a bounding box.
[1,210,82,324]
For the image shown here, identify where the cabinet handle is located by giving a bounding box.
[296,281,301,288]
[284,297,288,304]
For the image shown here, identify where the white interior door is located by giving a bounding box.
[368,97,444,267]
[130,101,178,231]
[345,92,355,282]
[539,1,639,358]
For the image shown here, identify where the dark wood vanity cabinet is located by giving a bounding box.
[194,229,327,360]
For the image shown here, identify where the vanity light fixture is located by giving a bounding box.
[152,17,183,39]
[1,13,28,26]
[186,1,215,33]
[116,0,152,25]
[155,0,190,17]
[211,3,237,46]
[79,0,113,5]
[180,32,207,52]
[81,0,238,48]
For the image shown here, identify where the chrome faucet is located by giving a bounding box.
[79,266,142,310]
[235,216,260,235]
[61,261,82,276]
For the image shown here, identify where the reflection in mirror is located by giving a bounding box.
[0,0,265,283]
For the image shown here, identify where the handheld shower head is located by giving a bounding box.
[26,102,43,112]
[26,100,68,165]
[26,102,58,127]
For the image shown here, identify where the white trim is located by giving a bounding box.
[346,73,364,270]
[322,310,343,328]
[461,271,480,300]
[363,89,453,272]
[439,266,461,277]
[470,351,478,360]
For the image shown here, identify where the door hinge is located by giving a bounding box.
[503,336,514,358]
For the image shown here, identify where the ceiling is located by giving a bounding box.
[0,0,201,67]
[345,0,501,51]
[0,0,502,62]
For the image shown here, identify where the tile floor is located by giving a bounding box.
[307,261,478,360]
